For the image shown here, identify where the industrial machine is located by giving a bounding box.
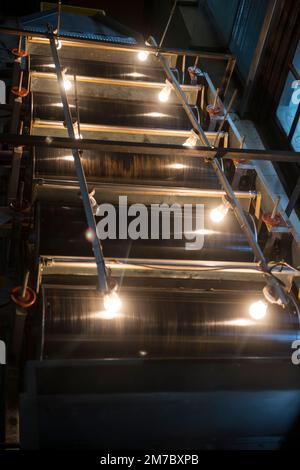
[1,6,300,450]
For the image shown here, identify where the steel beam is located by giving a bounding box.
[48,30,107,293]
[40,256,299,287]
[1,135,299,162]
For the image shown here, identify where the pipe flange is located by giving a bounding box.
[11,86,29,98]
[206,104,222,116]
[9,200,31,213]
[11,48,28,58]
[262,213,282,227]
[11,286,36,308]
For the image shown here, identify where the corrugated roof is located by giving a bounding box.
[20,8,138,45]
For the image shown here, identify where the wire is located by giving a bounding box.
[248,213,258,243]
[158,0,178,49]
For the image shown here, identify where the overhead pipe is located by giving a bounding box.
[48,28,107,293]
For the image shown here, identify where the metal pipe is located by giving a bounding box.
[1,134,300,162]
[21,271,29,299]
[48,30,107,293]
[149,36,287,305]
[158,0,178,49]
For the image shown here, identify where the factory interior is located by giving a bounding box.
[1,0,300,452]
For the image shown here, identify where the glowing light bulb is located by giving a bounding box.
[183,130,199,147]
[249,300,268,320]
[63,79,72,91]
[137,50,149,61]
[56,39,62,50]
[103,291,122,316]
[210,203,229,223]
[85,227,95,242]
[158,81,172,102]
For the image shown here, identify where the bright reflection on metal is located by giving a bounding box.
[226,318,255,327]
[52,102,75,108]
[137,50,149,62]
[103,291,122,317]
[96,310,122,320]
[249,300,268,320]
[206,318,255,327]
[125,72,147,78]
[145,112,169,118]
[169,163,186,170]
[194,229,217,235]
[62,155,74,161]
[56,39,62,50]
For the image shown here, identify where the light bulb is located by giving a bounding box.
[103,291,122,315]
[158,81,172,102]
[210,203,229,223]
[249,300,268,320]
[56,39,62,50]
[183,130,199,147]
[63,79,72,91]
[137,50,149,61]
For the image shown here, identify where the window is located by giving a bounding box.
[276,39,300,150]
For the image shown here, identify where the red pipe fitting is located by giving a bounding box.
[11,48,28,58]
[11,286,36,309]
[262,213,282,227]
[206,104,222,116]
[11,86,29,98]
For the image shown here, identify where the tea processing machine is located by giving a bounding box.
[1,7,300,449]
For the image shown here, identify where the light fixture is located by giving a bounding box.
[249,300,268,320]
[158,80,172,102]
[103,290,122,316]
[84,227,95,242]
[249,283,286,320]
[210,198,231,223]
[56,39,62,50]
[183,130,199,147]
[63,79,72,91]
[73,121,82,139]
[137,50,149,62]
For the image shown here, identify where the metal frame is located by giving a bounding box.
[1,134,300,162]
[48,30,107,293]
[39,256,299,288]
[148,36,287,304]
[2,27,299,304]
[0,26,235,60]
